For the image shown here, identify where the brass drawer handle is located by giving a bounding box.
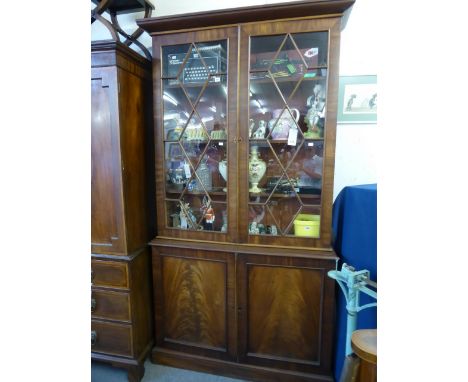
[91,330,97,346]
[91,298,96,313]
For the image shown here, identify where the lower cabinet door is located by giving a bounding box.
[237,253,336,374]
[153,246,236,360]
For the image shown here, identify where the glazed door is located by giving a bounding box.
[238,17,342,249]
[152,246,236,361]
[236,253,336,374]
[153,27,238,242]
[91,66,126,254]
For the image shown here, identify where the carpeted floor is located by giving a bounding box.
[91,359,248,382]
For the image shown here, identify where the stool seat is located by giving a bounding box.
[351,329,377,365]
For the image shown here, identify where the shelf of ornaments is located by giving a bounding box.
[162,75,227,89]
[249,137,324,143]
[164,138,228,144]
[166,188,227,197]
[249,192,321,200]
[249,73,327,85]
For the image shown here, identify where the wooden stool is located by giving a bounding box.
[351,329,377,382]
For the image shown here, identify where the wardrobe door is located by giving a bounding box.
[91,67,126,254]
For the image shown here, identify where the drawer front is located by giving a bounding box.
[91,260,129,289]
[91,290,131,322]
[91,320,133,357]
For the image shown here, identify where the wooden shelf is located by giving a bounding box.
[249,191,320,199]
[166,189,227,196]
[250,74,327,84]
[249,138,324,143]
[164,138,227,143]
[162,76,227,89]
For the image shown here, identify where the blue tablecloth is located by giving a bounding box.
[331,184,377,381]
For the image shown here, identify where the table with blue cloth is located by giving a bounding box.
[331,184,377,381]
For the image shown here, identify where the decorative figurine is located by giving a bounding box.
[194,156,212,192]
[258,223,266,234]
[304,84,326,139]
[167,167,186,191]
[185,118,206,141]
[252,120,267,139]
[170,213,180,228]
[201,196,215,231]
[269,108,300,139]
[249,118,255,138]
[270,225,278,235]
[179,209,188,229]
[248,145,266,193]
[218,156,228,192]
[249,221,259,234]
[210,129,227,140]
[221,210,228,232]
[179,201,198,230]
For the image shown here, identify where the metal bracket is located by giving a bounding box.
[328,263,377,356]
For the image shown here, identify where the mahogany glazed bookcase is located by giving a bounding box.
[138,1,355,381]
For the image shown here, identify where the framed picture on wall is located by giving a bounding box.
[337,75,377,124]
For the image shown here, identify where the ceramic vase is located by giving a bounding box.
[269,108,300,139]
[218,159,228,192]
[248,145,266,193]
[194,157,211,192]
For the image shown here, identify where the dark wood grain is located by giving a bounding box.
[128,248,153,358]
[137,0,355,35]
[152,346,334,382]
[91,320,133,357]
[237,253,336,374]
[91,259,129,289]
[91,66,125,254]
[246,265,322,362]
[118,66,150,253]
[151,237,336,259]
[91,289,131,322]
[91,41,154,380]
[152,246,237,360]
[163,256,226,348]
[91,41,152,256]
[91,250,154,373]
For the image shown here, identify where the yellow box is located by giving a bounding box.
[294,214,320,237]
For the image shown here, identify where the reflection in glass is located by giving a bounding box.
[162,40,229,233]
[248,31,328,237]
[166,199,227,232]
[289,205,321,237]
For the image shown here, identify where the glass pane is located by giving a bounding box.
[194,75,228,139]
[162,43,192,79]
[250,35,286,72]
[292,31,328,68]
[163,41,227,79]
[162,40,228,233]
[165,143,186,199]
[286,141,323,205]
[166,199,202,230]
[249,32,328,238]
[268,35,306,81]
[289,73,327,139]
[286,205,321,237]
[162,80,191,141]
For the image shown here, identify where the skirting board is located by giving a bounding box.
[151,347,334,382]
